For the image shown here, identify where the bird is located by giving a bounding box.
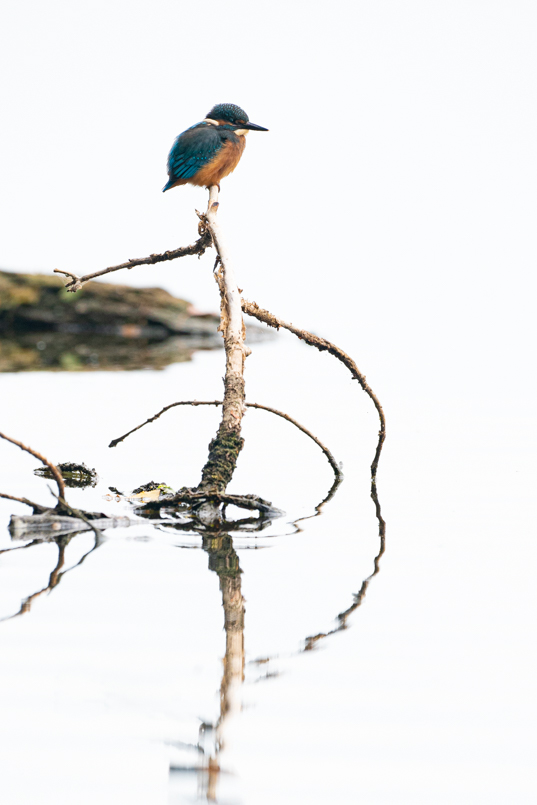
[163,103,268,192]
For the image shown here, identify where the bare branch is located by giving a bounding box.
[0,431,66,501]
[0,492,50,514]
[54,229,213,292]
[108,400,223,447]
[108,399,341,479]
[241,299,386,482]
[246,401,341,477]
[195,187,247,494]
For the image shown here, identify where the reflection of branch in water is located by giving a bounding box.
[234,300,388,647]
[304,527,385,650]
[151,513,276,536]
[202,533,244,801]
[0,531,103,622]
[303,428,386,650]
[0,539,42,556]
[168,532,245,801]
[292,472,344,534]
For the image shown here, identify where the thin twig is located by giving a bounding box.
[54,230,213,292]
[108,399,341,478]
[0,431,66,502]
[241,299,386,482]
[246,401,341,477]
[0,492,50,514]
[108,400,222,447]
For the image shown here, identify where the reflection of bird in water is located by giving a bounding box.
[163,103,268,192]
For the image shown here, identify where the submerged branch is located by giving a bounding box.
[109,399,341,479]
[142,490,276,514]
[48,489,105,541]
[54,230,213,292]
[0,431,66,502]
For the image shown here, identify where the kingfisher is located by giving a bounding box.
[163,103,268,192]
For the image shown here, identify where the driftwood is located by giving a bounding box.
[9,513,131,540]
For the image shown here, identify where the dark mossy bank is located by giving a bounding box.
[0,270,219,337]
[0,270,245,372]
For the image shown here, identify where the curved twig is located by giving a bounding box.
[108,399,341,479]
[246,402,341,478]
[241,300,386,483]
[108,400,222,447]
[0,432,65,502]
[239,299,387,650]
[54,230,213,292]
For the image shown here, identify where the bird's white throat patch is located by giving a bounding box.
[233,129,250,136]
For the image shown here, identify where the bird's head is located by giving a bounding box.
[204,103,268,133]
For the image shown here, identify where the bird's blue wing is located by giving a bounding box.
[163,123,222,191]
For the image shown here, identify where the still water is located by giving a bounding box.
[0,330,535,804]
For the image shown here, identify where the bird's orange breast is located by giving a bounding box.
[193,136,246,187]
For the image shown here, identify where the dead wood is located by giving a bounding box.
[195,187,247,495]
[0,431,66,502]
[54,230,213,292]
[241,299,386,483]
[109,399,341,478]
[0,492,50,514]
[140,490,277,514]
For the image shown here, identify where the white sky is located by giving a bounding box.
[0,2,536,803]
[1,0,535,410]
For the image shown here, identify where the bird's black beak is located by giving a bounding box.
[243,122,269,131]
